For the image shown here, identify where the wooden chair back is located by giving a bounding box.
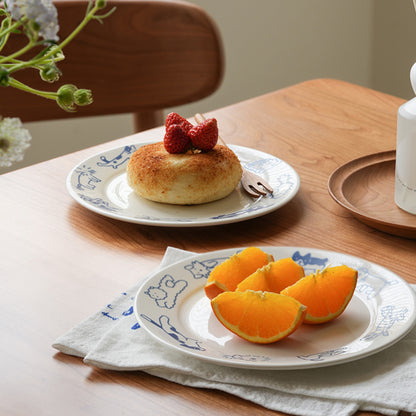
[0,0,224,131]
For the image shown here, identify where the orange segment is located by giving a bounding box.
[236,258,304,293]
[211,290,306,343]
[281,265,357,324]
[204,247,273,299]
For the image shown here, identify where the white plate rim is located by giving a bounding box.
[134,246,416,370]
[66,142,300,227]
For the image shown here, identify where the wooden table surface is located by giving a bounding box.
[1,79,415,416]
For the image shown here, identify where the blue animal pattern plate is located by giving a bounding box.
[66,143,300,227]
[135,247,416,370]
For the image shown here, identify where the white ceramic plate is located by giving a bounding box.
[66,143,300,227]
[135,247,416,370]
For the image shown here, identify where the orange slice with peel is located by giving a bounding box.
[236,257,305,293]
[281,265,357,324]
[211,290,307,343]
[204,247,273,299]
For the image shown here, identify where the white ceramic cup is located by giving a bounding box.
[395,97,416,215]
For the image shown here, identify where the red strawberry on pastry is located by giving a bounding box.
[188,118,218,152]
[163,124,191,154]
[165,112,193,133]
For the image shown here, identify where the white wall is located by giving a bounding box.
[2,0,415,173]
[372,0,416,99]
[176,0,374,117]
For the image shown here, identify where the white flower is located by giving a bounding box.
[6,0,60,41]
[0,117,31,167]
[5,0,24,20]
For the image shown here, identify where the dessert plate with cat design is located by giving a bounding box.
[66,142,300,227]
[135,247,416,370]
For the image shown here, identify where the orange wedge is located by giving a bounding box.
[236,257,305,293]
[211,290,307,343]
[281,265,357,324]
[204,247,273,299]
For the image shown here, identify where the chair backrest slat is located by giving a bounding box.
[0,0,224,131]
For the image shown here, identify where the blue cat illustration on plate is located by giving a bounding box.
[184,258,226,279]
[141,314,205,350]
[144,274,187,309]
[97,145,136,169]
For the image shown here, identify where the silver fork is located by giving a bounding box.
[194,113,273,198]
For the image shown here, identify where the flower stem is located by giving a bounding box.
[1,40,37,64]
[8,77,58,100]
[0,19,23,40]
[0,19,26,56]
[3,1,112,73]
[42,1,104,62]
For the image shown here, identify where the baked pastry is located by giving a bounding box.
[127,142,242,205]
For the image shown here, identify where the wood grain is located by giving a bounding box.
[1,79,415,416]
[328,150,416,238]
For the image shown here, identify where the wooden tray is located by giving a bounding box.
[328,150,416,238]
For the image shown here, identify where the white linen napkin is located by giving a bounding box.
[52,247,416,416]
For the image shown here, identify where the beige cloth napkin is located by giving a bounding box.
[53,247,416,416]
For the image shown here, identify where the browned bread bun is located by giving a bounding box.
[127,142,242,205]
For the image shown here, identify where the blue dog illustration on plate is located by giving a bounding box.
[356,267,398,300]
[297,346,348,362]
[292,251,328,268]
[79,195,119,212]
[361,305,408,341]
[223,354,271,362]
[75,165,101,191]
[97,145,136,169]
[144,274,187,309]
[141,314,204,350]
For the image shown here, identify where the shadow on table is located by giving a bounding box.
[66,196,304,254]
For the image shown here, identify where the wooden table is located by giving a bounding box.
[1,79,415,416]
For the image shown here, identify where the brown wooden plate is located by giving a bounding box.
[328,150,416,238]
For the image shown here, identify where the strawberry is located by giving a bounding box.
[165,112,193,133]
[188,118,218,152]
[163,124,191,154]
